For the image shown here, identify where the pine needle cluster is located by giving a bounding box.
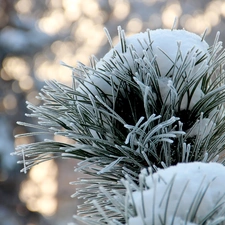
[14,27,225,224]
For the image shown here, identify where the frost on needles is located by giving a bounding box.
[14,27,225,224]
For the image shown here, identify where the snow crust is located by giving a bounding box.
[129,162,225,225]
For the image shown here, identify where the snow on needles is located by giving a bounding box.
[77,28,210,111]
[129,162,225,225]
[97,29,209,77]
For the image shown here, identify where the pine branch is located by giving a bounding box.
[13,28,225,223]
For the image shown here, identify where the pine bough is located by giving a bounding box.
[14,27,225,224]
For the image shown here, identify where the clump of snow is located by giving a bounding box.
[127,215,198,225]
[97,29,209,77]
[129,162,225,225]
[77,28,210,111]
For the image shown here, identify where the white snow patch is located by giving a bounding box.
[129,162,225,225]
[77,29,209,111]
[97,29,209,77]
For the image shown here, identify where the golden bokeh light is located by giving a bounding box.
[49,0,62,8]
[221,2,225,17]
[179,0,225,34]
[35,60,72,83]
[38,10,67,35]
[62,0,81,22]
[29,160,58,182]
[126,18,143,34]
[15,0,33,14]
[37,196,58,215]
[162,1,182,28]
[3,94,17,110]
[85,24,105,47]
[74,18,98,40]
[19,160,58,216]
[39,179,58,195]
[204,10,220,27]
[0,69,11,81]
[14,136,34,147]
[54,135,76,144]
[207,0,222,14]
[33,14,106,84]
[20,180,39,198]
[111,0,130,20]
[19,76,34,91]
[2,57,30,81]
[184,15,211,34]
[81,0,100,18]
[2,56,34,92]
[51,41,74,57]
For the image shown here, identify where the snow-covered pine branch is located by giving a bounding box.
[14,27,225,224]
[87,162,225,225]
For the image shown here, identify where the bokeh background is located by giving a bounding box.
[1,0,225,224]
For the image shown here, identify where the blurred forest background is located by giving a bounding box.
[1,0,225,224]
